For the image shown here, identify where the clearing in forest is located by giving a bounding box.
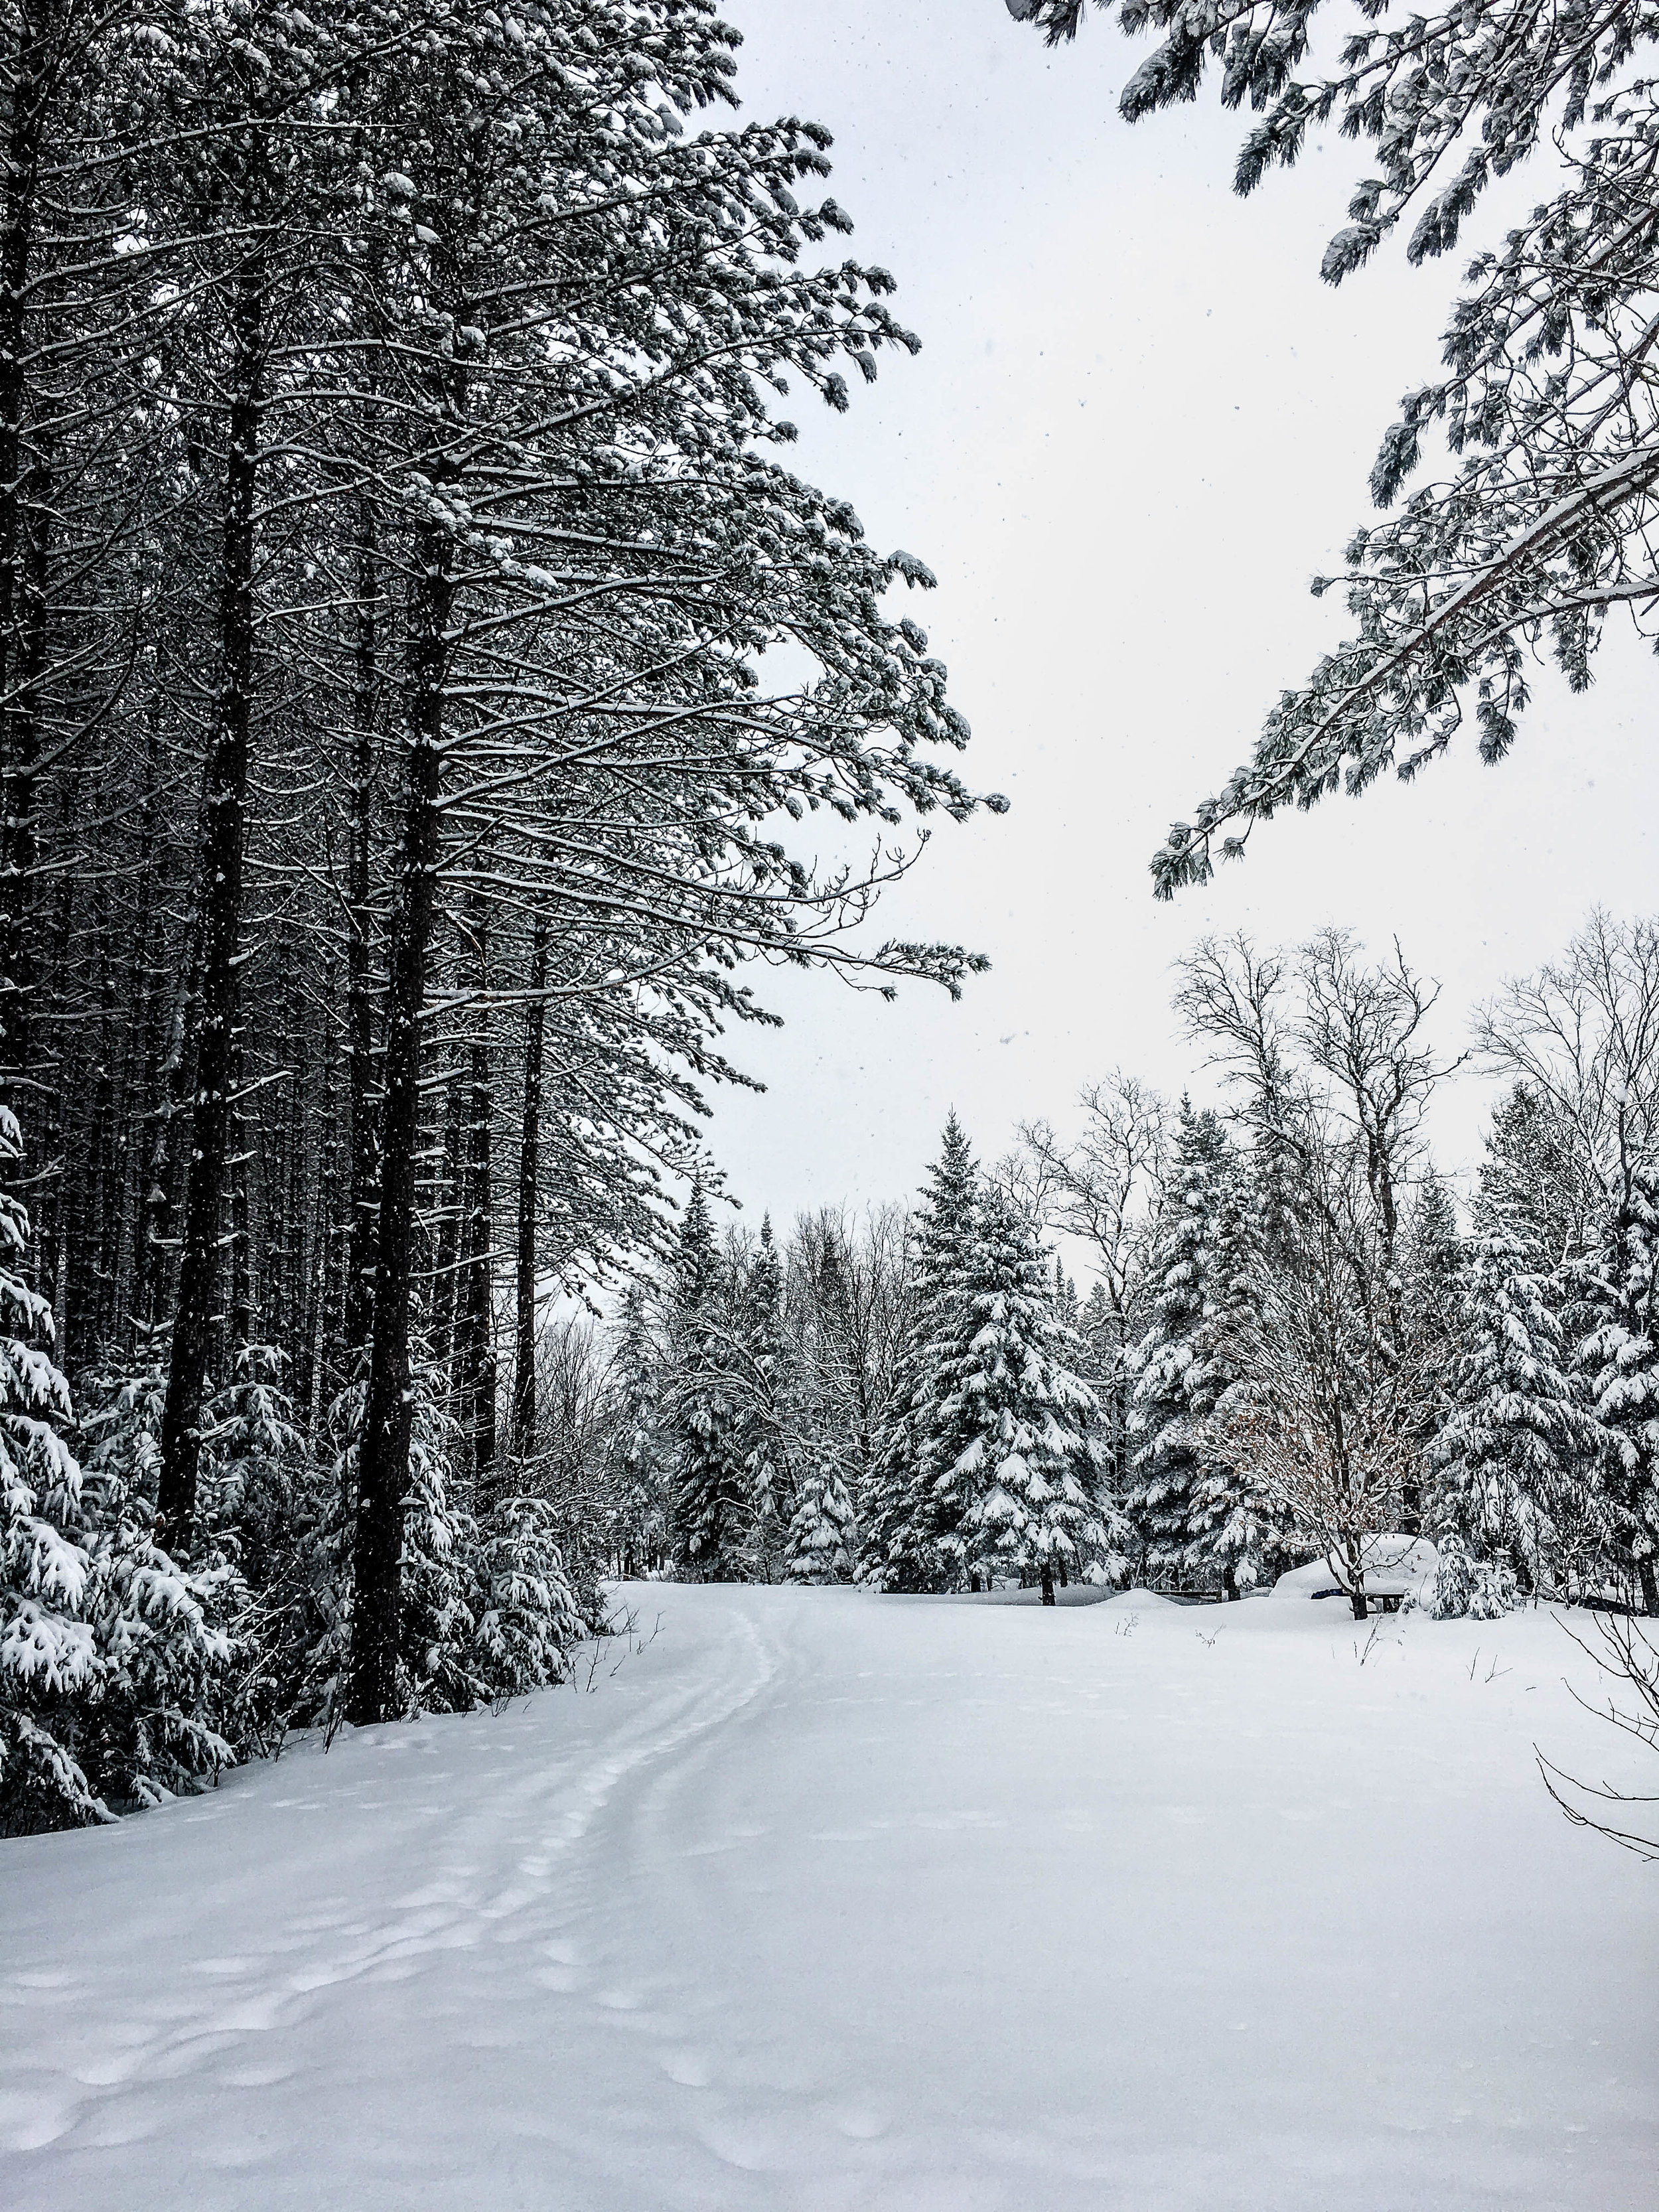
[1,1583,1654,2211]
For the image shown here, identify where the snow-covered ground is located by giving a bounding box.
[3,1584,1655,2211]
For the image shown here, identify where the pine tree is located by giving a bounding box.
[1579,1131,1659,1614]
[859,1113,979,1592]
[1431,1225,1607,1598]
[1020,10,1659,895]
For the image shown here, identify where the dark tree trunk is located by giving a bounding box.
[429,1068,465,1370]
[457,930,496,1503]
[343,496,380,1355]
[1638,1558,1658,1619]
[348,534,453,1726]
[510,915,547,1463]
[0,8,46,1146]
[158,263,263,1550]
[1040,1562,1056,1606]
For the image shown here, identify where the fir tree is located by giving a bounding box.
[605,1282,670,1578]
[1126,1100,1234,1587]
[734,1216,792,1579]
[470,1496,583,1702]
[785,1459,858,1584]
[1184,1145,1273,1597]
[1579,1131,1659,1614]
[668,1183,747,1579]
[302,1329,483,1726]
[932,1187,1106,1603]
[859,1114,979,1592]
[1431,1226,1607,1597]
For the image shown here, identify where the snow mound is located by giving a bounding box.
[1096,1586,1179,1609]
[1271,1536,1439,1602]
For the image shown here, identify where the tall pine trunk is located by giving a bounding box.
[348,528,452,1725]
[343,494,380,1355]
[158,259,263,1548]
[457,950,496,1503]
[510,916,547,1462]
[0,3,48,1145]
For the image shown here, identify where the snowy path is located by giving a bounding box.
[2,1585,1655,2211]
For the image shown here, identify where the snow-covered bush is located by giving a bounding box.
[0,1104,103,1833]
[470,1495,583,1701]
[76,1333,245,1809]
[1416,1536,1523,1621]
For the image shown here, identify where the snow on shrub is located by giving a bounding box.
[1415,1535,1523,1621]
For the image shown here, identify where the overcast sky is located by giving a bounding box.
[693,0,1659,1236]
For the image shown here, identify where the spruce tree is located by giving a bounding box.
[668,1183,747,1580]
[1579,1134,1659,1614]
[734,1217,792,1579]
[1125,1100,1232,1587]
[1184,1143,1272,1597]
[1431,1226,1607,1599]
[75,1335,246,1803]
[470,1497,583,1702]
[605,1282,670,1579]
[931,1187,1104,1603]
[785,1459,858,1585]
[859,1113,979,1592]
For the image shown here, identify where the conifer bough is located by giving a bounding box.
[1009,0,1659,893]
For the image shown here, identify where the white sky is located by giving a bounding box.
[697,0,1659,1237]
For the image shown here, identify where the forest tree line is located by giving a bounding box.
[0,0,997,1834]
[573,917,1659,1625]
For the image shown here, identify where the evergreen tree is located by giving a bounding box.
[76,1485,243,1814]
[929,1185,1110,1601]
[1579,1133,1659,1614]
[859,1114,979,1592]
[1021,11,1659,895]
[1431,1226,1607,1597]
[469,1496,583,1702]
[1479,1084,1589,1273]
[0,1108,102,1831]
[1125,1100,1233,1587]
[932,1187,1105,1603]
[785,1459,858,1585]
[1184,1145,1274,1597]
[1418,1532,1523,1623]
[301,1329,492,1726]
[734,1216,793,1579]
[604,1282,670,1579]
[668,1183,747,1579]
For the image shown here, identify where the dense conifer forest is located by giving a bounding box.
[0,0,998,1831]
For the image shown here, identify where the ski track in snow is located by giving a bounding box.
[1,1584,1655,2211]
